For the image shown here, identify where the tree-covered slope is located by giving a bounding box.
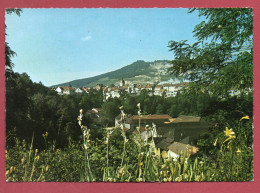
[53,60,183,88]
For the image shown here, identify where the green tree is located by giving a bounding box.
[5,9,22,80]
[168,8,253,97]
[100,99,121,126]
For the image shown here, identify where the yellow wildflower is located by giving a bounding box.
[224,127,235,137]
[240,115,249,121]
[236,148,241,153]
[161,151,168,159]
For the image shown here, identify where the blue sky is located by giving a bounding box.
[5,8,203,86]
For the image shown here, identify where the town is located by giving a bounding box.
[51,79,215,159]
[53,79,189,100]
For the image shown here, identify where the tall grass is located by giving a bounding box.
[5,108,253,182]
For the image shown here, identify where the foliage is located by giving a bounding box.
[168,8,253,96]
[5,9,22,80]
[6,73,104,148]
[6,116,253,182]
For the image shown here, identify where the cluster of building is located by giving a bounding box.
[54,86,89,95]
[114,113,211,159]
[84,105,211,159]
[103,80,188,100]
[53,79,189,100]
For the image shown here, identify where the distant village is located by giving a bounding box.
[52,79,189,101]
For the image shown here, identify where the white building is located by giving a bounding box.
[55,86,75,95]
[75,88,83,94]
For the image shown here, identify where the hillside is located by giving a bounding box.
[53,60,185,88]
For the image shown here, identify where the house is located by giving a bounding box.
[154,85,163,96]
[114,113,211,145]
[115,114,174,137]
[115,114,173,134]
[151,137,199,159]
[140,125,158,141]
[55,86,75,95]
[94,84,103,91]
[129,84,137,94]
[114,114,131,131]
[165,115,212,145]
[162,82,189,97]
[159,88,166,96]
[130,114,173,129]
[103,87,121,100]
[75,88,83,94]
[81,87,89,94]
[120,79,125,87]
[135,115,211,145]
[145,84,154,91]
[104,91,111,101]
[111,89,120,98]
[152,137,175,156]
[162,84,176,92]
[167,142,199,159]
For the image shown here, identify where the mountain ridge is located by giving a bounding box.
[52,60,184,88]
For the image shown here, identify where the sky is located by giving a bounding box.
[5,8,204,86]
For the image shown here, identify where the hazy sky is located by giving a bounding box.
[5,8,203,86]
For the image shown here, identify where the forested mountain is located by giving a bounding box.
[53,60,185,87]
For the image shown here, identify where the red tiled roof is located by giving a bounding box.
[60,86,75,91]
[130,114,173,125]
[81,88,89,92]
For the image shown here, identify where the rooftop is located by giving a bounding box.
[154,137,174,150]
[172,115,202,123]
[167,142,199,156]
[59,86,75,91]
